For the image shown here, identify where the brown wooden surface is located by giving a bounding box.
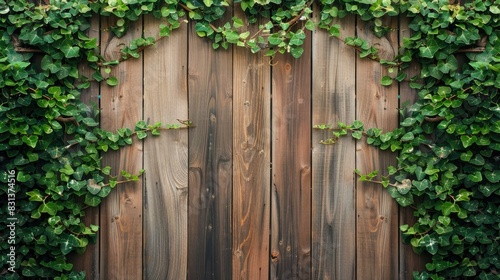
[232,8,272,280]
[143,15,189,279]
[271,33,312,280]
[311,10,357,280]
[355,16,400,279]
[99,16,144,280]
[187,20,233,280]
[72,11,427,280]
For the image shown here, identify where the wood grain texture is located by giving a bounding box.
[187,21,233,280]
[355,16,400,279]
[398,16,428,280]
[143,15,189,280]
[69,15,100,280]
[271,33,312,280]
[311,10,357,279]
[232,7,271,280]
[99,17,143,280]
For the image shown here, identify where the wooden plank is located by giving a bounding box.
[187,21,233,280]
[311,9,356,279]
[99,17,143,280]
[142,15,189,279]
[398,16,427,280]
[271,33,312,279]
[69,15,100,279]
[355,16,400,279]
[232,7,271,280]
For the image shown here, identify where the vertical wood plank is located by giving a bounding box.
[398,16,427,280]
[187,21,233,280]
[271,34,312,280]
[232,8,271,280]
[69,15,100,279]
[311,10,357,279]
[355,17,400,279]
[143,16,189,279]
[99,17,143,280]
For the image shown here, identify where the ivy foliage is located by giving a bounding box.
[0,0,499,278]
[316,0,500,279]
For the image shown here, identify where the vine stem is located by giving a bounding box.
[178,2,218,32]
[285,0,314,32]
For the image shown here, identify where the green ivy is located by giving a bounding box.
[1,0,499,278]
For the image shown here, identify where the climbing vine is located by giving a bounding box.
[0,0,499,278]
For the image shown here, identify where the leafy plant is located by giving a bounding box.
[1,0,499,278]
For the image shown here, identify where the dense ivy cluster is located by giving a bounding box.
[0,0,499,278]
[317,0,500,278]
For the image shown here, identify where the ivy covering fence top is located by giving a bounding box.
[1,0,499,279]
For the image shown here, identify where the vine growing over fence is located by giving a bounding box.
[0,0,499,278]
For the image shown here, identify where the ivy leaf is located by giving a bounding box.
[106,76,119,86]
[467,171,482,183]
[419,235,439,255]
[16,171,31,182]
[68,179,86,191]
[395,179,412,195]
[39,202,58,216]
[401,132,414,141]
[87,179,102,195]
[82,118,99,127]
[484,170,499,183]
[380,75,393,86]
[85,193,102,207]
[461,135,477,148]
[60,235,80,255]
[305,20,315,31]
[352,130,363,139]
[469,154,485,166]
[136,130,148,139]
[27,189,44,202]
[412,179,430,191]
[328,25,340,37]
[58,164,73,176]
[61,44,81,58]
[22,135,38,148]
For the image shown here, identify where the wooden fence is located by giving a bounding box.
[71,9,426,280]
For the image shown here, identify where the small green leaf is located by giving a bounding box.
[401,132,414,141]
[82,118,99,127]
[461,135,477,148]
[87,179,102,195]
[22,135,38,148]
[419,235,439,255]
[467,171,482,183]
[106,76,119,86]
[68,179,86,191]
[61,44,80,58]
[136,130,148,139]
[352,130,363,139]
[380,76,393,86]
[39,202,58,216]
[85,193,102,207]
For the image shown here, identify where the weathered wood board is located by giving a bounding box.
[72,8,427,279]
[143,15,189,280]
[355,17,400,279]
[232,8,272,280]
[271,33,312,280]
[187,20,233,280]
[311,11,357,280]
